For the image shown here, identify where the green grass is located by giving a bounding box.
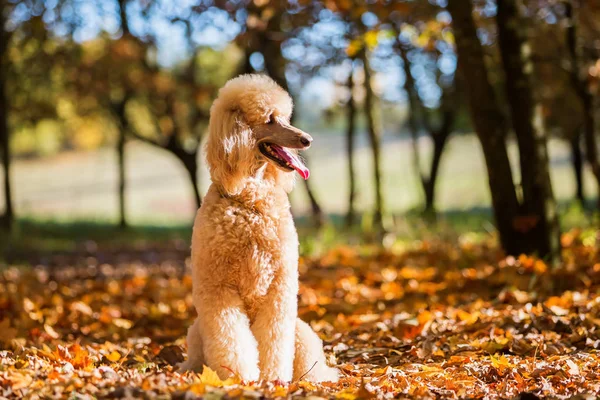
[1,131,599,263]
[0,218,193,262]
[2,202,595,264]
[3,133,598,225]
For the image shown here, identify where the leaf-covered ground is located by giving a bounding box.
[2,230,600,399]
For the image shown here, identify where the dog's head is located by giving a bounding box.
[206,74,312,196]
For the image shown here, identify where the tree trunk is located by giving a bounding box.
[113,98,129,229]
[565,0,600,211]
[423,123,452,215]
[570,131,585,205]
[496,0,560,260]
[116,0,129,229]
[398,43,424,193]
[238,47,254,76]
[399,42,454,216]
[361,50,385,231]
[119,0,130,36]
[345,64,357,227]
[117,125,127,229]
[0,12,13,232]
[0,67,12,232]
[302,168,325,228]
[447,0,522,255]
[582,95,600,211]
[177,150,201,209]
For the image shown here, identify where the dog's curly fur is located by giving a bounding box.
[179,74,339,383]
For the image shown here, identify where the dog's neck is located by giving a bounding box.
[217,163,293,214]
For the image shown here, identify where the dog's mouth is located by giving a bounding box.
[259,142,310,180]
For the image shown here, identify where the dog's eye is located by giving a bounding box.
[267,114,275,124]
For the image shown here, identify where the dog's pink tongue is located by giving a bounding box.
[293,163,310,180]
[272,145,310,180]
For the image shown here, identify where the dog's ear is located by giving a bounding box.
[205,107,255,196]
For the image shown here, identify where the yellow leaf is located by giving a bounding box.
[298,380,318,391]
[417,310,433,325]
[364,30,379,49]
[271,386,288,397]
[456,309,479,325]
[335,388,359,399]
[106,351,121,362]
[188,382,206,395]
[490,354,514,369]
[200,365,223,386]
[442,29,455,45]
[199,365,237,387]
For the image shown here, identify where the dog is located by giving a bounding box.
[179,74,339,383]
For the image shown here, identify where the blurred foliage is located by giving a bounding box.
[1,0,600,228]
[3,0,599,155]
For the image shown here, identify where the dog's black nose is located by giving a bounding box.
[300,136,312,147]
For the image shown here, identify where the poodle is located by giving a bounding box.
[179,74,339,383]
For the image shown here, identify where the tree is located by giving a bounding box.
[115,0,130,228]
[57,0,212,215]
[360,48,385,231]
[64,0,135,228]
[496,0,560,258]
[371,0,457,216]
[447,0,560,260]
[564,0,600,211]
[113,94,129,228]
[345,61,358,227]
[127,63,211,210]
[528,5,586,206]
[571,132,585,205]
[280,0,363,227]
[397,41,456,216]
[0,4,13,232]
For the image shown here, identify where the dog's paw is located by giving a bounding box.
[300,364,339,383]
[318,365,340,383]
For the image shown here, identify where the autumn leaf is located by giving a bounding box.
[1,230,600,398]
[490,354,514,370]
[187,382,206,395]
[106,351,121,362]
[199,365,238,387]
[364,31,379,50]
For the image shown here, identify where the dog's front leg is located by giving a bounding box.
[250,270,298,382]
[195,287,260,381]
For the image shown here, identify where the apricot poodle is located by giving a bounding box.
[179,74,339,383]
